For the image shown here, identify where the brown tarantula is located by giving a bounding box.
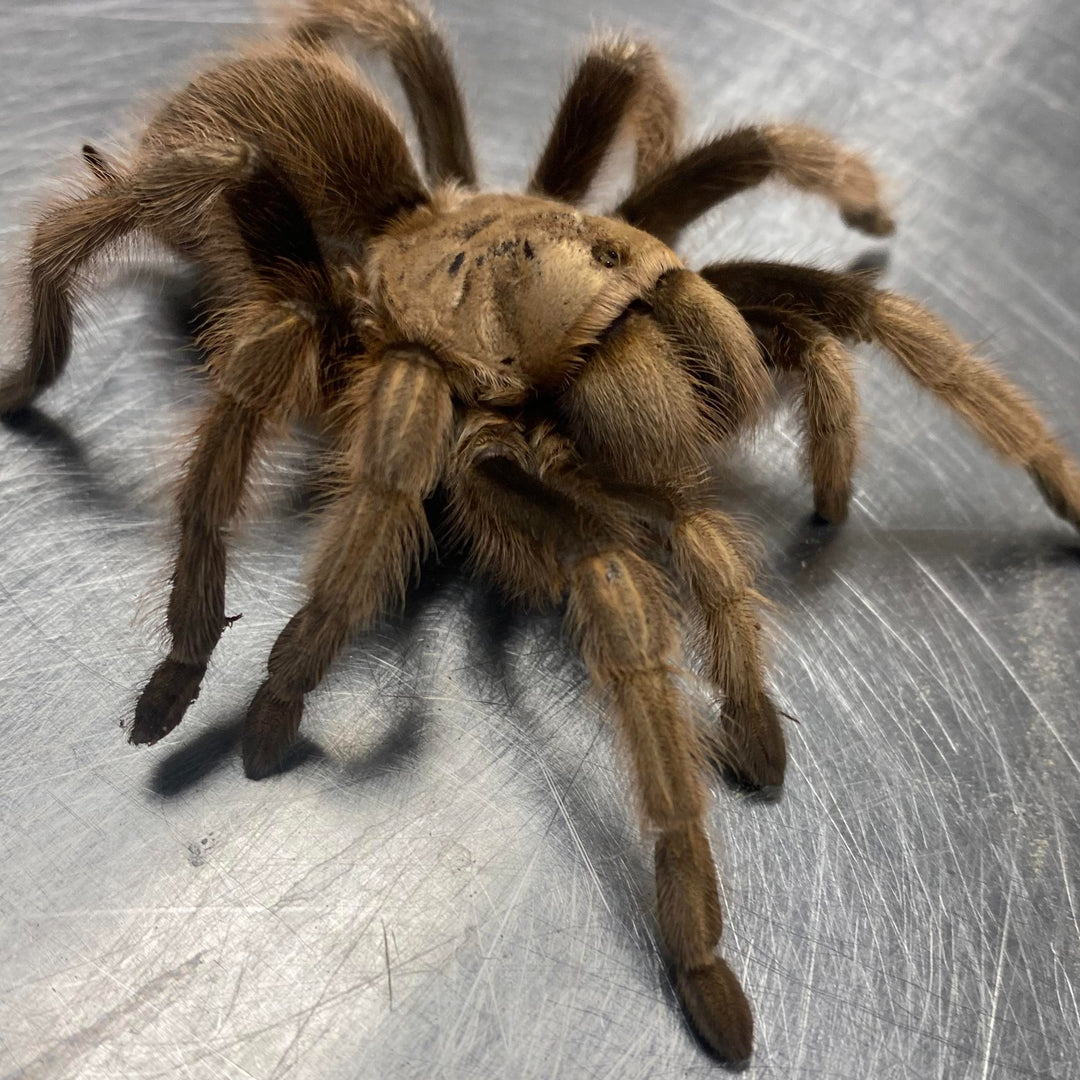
[4,0,1079,1064]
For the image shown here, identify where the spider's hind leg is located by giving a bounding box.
[1,183,139,415]
[744,305,861,524]
[704,260,1080,533]
[288,0,477,187]
[873,291,1080,532]
[617,123,894,247]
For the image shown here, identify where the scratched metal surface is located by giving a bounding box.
[1,0,1078,1077]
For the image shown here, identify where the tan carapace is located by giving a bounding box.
[373,191,681,394]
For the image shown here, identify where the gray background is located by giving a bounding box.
[1,1,1078,1077]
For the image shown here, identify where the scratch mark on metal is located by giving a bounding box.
[979,872,1014,1080]
[382,918,394,1012]
[910,554,1080,776]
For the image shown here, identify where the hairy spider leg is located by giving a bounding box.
[704,261,1080,532]
[0,148,254,416]
[131,397,265,743]
[288,0,477,187]
[670,507,786,789]
[63,44,433,741]
[743,305,861,523]
[529,35,681,204]
[242,345,453,778]
[559,295,783,785]
[132,159,357,744]
[617,123,895,247]
[447,419,755,1063]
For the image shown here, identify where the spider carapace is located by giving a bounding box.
[4,0,1078,1064]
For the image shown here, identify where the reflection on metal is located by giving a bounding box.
[1,1,1078,1077]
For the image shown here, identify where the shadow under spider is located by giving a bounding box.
[2,403,87,460]
[149,699,433,798]
[1,404,143,517]
[112,264,213,358]
[148,716,324,796]
[464,586,657,937]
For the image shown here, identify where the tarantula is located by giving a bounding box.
[5,0,1079,1064]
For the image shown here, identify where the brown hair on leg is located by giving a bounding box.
[700,259,878,339]
[703,260,1080,531]
[568,548,753,1063]
[761,123,894,235]
[871,293,1080,531]
[81,143,120,184]
[1,143,282,416]
[744,305,861,523]
[1,188,139,415]
[617,123,893,247]
[131,395,265,745]
[288,0,476,187]
[135,148,354,746]
[529,35,680,204]
[242,345,453,778]
[448,431,754,1062]
[669,507,786,790]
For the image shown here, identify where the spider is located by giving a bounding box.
[4,0,1079,1065]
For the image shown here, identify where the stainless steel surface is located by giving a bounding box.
[1,1,1078,1076]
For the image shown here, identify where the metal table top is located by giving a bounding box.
[1,1,1077,1077]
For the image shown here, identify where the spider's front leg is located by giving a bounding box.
[130,294,330,744]
[447,418,754,1062]
[568,546,753,1062]
[132,158,346,745]
[560,275,785,788]
[131,395,265,744]
[241,344,452,779]
[743,305,861,523]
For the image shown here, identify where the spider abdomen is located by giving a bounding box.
[144,43,427,240]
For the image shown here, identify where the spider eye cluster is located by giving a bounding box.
[591,243,622,268]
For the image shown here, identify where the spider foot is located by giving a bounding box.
[676,957,753,1065]
[841,203,895,237]
[1028,460,1080,535]
[705,696,787,794]
[130,658,207,745]
[812,482,851,525]
[241,682,303,780]
[0,376,36,418]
